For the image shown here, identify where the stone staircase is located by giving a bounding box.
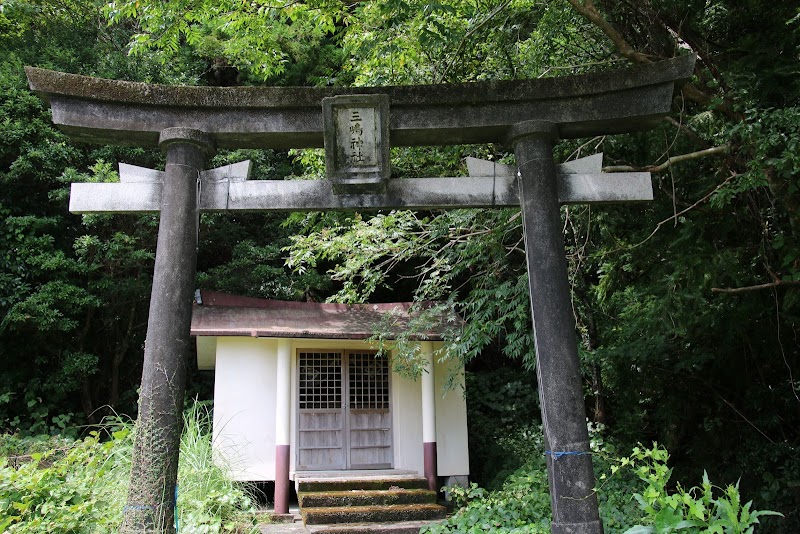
[296,473,446,533]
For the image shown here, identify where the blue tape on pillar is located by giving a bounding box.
[174,484,179,533]
[545,450,592,460]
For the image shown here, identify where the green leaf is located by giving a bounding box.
[653,505,683,532]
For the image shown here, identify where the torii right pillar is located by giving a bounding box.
[512,121,603,534]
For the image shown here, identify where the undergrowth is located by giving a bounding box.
[424,427,783,534]
[0,400,257,533]
[1,405,784,533]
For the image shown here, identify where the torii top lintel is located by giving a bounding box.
[25,56,695,149]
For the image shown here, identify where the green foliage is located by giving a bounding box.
[0,401,257,533]
[199,238,315,300]
[104,0,347,83]
[1,0,798,530]
[464,367,540,488]
[609,444,784,534]
[1,0,168,431]
[726,106,800,283]
[0,433,73,461]
[369,300,462,379]
[423,470,551,533]
[175,401,258,532]
[427,437,781,534]
[286,205,537,367]
[0,427,130,533]
[343,0,608,85]
[0,152,156,431]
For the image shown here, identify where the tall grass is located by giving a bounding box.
[176,400,257,532]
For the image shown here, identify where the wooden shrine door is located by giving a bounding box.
[297,350,392,471]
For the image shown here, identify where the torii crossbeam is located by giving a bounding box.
[68,152,652,213]
[27,55,695,534]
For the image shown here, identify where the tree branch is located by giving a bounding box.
[625,172,737,250]
[603,145,729,173]
[436,0,512,83]
[565,0,653,63]
[664,116,709,148]
[565,2,738,118]
[712,280,800,294]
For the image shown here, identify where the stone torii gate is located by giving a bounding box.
[27,54,694,534]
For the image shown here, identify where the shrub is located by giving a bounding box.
[0,400,257,533]
[0,427,129,532]
[612,444,784,534]
[423,446,551,533]
[424,433,783,534]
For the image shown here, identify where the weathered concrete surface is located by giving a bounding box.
[26,55,694,148]
[258,520,445,534]
[119,129,213,533]
[70,173,652,212]
[70,160,251,213]
[260,524,310,534]
[323,94,391,193]
[466,154,653,204]
[465,152,604,176]
[513,122,602,534]
[118,163,163,182]
[69,154,652,213]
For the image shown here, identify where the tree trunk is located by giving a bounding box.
[110,307,137,409]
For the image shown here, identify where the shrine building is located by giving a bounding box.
[190,290,469,495]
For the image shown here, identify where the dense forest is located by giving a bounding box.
[1,0,798,531]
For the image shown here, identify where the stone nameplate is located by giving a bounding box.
[323,94,390,194]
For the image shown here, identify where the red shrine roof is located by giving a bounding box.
[190,290,454,341]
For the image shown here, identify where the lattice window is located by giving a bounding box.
[298,352,342,410]
[348,352,389,410]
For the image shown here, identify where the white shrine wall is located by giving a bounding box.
[200,336,470,482]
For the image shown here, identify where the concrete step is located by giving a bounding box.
[302,504,446,525]
[306,519,445,533]
[299,489,437,508]
[297,477,429,493]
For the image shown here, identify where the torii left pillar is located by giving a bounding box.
[121,128,214,534]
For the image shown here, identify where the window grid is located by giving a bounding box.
[349,352,389,410]
[298,352,342,410]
